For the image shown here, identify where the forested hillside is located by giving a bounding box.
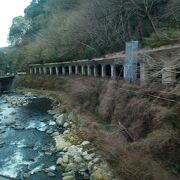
[3,1,180,179]
[0,48,11,74]
[7,0,180,69]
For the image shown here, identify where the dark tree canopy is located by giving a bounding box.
[7,0,180,69]
[0,49,11,73]
[8,16,31,45]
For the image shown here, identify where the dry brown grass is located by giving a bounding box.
[14,75,180,179]
[97,81,116,122]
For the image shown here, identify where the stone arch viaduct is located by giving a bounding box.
[29,57,146,82]
[29,45,180,84]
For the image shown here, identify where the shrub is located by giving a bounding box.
[143,29,180,48]
[162,111,180,129]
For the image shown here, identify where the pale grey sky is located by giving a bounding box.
[0,0,32,47]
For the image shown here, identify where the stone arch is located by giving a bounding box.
[105,64,111,77]
[72,66,75,74]
[52,67,56,75]
[90,65,94,76]
[84,66,88,76]
[32,68,35,74]
[35,68,39,75]
[115,65,124,79]
[78,66,82,74]
[137,63,141,79]
[97,64,102,77]
[58,66,62,75]
[65,66,69,75]
[46,67,50,75]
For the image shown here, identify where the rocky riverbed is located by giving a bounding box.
[0,92,114,180]
[0,93,61,179]
[48,108,114,180]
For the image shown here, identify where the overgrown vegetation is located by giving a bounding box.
[3,0,180,70]
[143,29,180,48]
[15,75,180,179]
[0,48,11,74]
[4,0,180,178]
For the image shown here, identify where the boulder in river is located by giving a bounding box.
[56,114,66,126]
[65,163,76,172]
[63,122,69,128]
[62,171,75,177]
[63,155,69,163]
[63,176,75,180]
[52,132,59,137]
[54,135,72,151]
[48,172,56,177]
[46,129,54,134]
[56,157,63,165]
[23,172,31,179]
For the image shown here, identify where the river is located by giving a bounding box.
[0,92,62,179]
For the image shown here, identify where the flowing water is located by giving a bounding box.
[0,92,63,179]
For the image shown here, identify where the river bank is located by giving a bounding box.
[14,75,180,180]
[11,88,115,180]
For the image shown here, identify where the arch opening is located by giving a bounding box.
[78,66,82,75]
[97,64,102,77]
[137,63,141,79]
[84,66,88,76]
[65,66,69,75]
[115,65,124,79]
[58,66,62,75]
[72,66,75,74]
[105,64,111,78]
[90,65,94,76]
[46,67,50,75]
[52,67,56,75]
